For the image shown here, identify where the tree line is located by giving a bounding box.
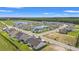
[0,17,79,24]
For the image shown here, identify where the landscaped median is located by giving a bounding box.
[0,30,32,51]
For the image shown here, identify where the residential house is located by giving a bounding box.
[26,35,46,49]
[3,27,47,50]
[13,22,32,30]
[3,27,18,37]
[15,32,46,49]
[15,32,30,43]
[59,25,74,34]
[32,25,49,33]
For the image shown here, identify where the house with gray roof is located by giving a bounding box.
[3,27,47,50]
[15,32,30,43]
[15,32,46,49]
[59,25,74,34]
[3,27,18,37]
[26,35,46,49]
[32,25,49,33]
[13,22,32,30]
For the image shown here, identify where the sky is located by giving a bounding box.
[0,7,79,17]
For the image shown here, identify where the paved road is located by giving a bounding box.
[1,21,79,51]
[39,24,68,36]
[41,36,79,51]
[0,21,38,36]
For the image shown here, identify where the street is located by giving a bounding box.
[1,21,79,51]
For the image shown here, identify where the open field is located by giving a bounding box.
[1,17,79,24]
[68,30,79,37]
[0,20,14,26]
[44,32,77,46]
[75,25,79,29]
[41,44,66,51]
[67,25,79,48]
[0,31,17,51]
[68,25,79,37]
[0,17,79,51]
[1,7,79,51]
[0,30,32,51]
[0,21,32,51]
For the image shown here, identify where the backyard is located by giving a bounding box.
[0,21,32,51]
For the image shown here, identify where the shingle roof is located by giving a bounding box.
[15,22,30,24]
[33,25,48,30]
[27,36,42,47]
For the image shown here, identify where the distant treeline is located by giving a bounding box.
[0,17,79,24]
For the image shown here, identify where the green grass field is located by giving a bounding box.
[68,25,79,47]
[68,30,79,37]
[0,30,32,51]
[68,25,79,37]
[0,31,17,51]
[0,18,79,50]
[0,21,32,51]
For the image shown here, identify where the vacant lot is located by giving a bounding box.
[0,20,14,26]
[44,32,77,46]
[68,25,79,37]
[41,44,66,51]
[68,29,79,37]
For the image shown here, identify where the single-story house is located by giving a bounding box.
[15,32,30,43]
[59,25,74,34]
[26,35,46,49]
[13,22,32,30]
[32,25,49,33]
[3,27,47,50]
[3,27,18,37]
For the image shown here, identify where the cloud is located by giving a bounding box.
[0,10,13,12]
[43,13,49,14]
[43,12,54,15]
[64,10,79,13]
[7,7,23,9]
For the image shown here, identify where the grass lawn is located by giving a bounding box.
[0,22,17,50]
[0,32,17,51]
[68,30,79,37]
[68,25,79,48]
[0,21,32,51]
[68,25,79,37]
[0,30,32,51]
[13,20,29,22]
[3,20,14,26]
[75,25,79,29]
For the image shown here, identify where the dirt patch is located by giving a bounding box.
[44,32,76,46]
[41,44,66,51]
